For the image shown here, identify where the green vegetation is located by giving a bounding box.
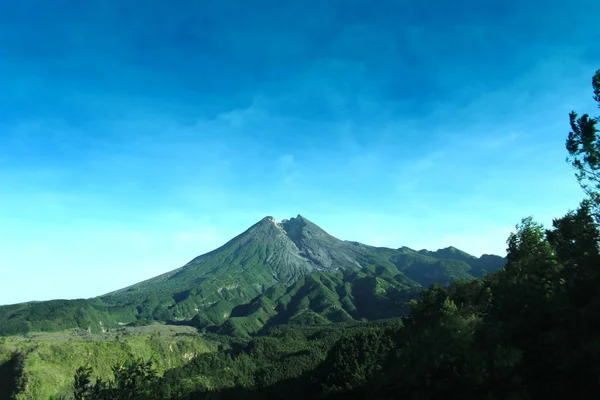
[0,325,216,399]
[67,322,402,400]
[0,300,114,336]
[567,69,600,213]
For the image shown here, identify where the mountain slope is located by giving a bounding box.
[199,267,424,337]
[0,215,506,336]
[104,216,366,302]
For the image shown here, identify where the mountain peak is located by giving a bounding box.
[434,246,476,260]
[279,214,324,237]
[286,214,318,227]
[251,216,281,230]
[441,246,460,252]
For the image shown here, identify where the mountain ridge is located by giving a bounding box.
[0,215,506,336]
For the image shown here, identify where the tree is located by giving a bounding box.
[566,69,600,216]
[72,359,161,400]
[505,216,555,278]
[73,366,93,400]
[547,200,600,270]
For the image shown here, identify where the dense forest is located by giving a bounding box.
[2,69,600,399]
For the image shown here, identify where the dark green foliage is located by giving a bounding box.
[316,327,398,394]
[73,359,161,400]
[71,323,404,400]
[0,351,26,400]
[566,69,600,213]
[360,199,600,400]
[0,300,118,336]
[73,366,93,400]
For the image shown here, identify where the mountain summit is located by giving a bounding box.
[0,215,506,336]
[106,215,367,299]
[280,215,354,267]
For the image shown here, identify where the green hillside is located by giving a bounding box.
[0,324,217,400]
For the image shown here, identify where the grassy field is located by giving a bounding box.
[0,324,217,400]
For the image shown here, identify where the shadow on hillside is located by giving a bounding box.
[187,374,360,400]
[0,352,23,400]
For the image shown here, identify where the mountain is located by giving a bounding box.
[105,215,366,300]
[0,215,506,336]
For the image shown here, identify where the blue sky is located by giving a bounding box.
[1,0,599,305]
